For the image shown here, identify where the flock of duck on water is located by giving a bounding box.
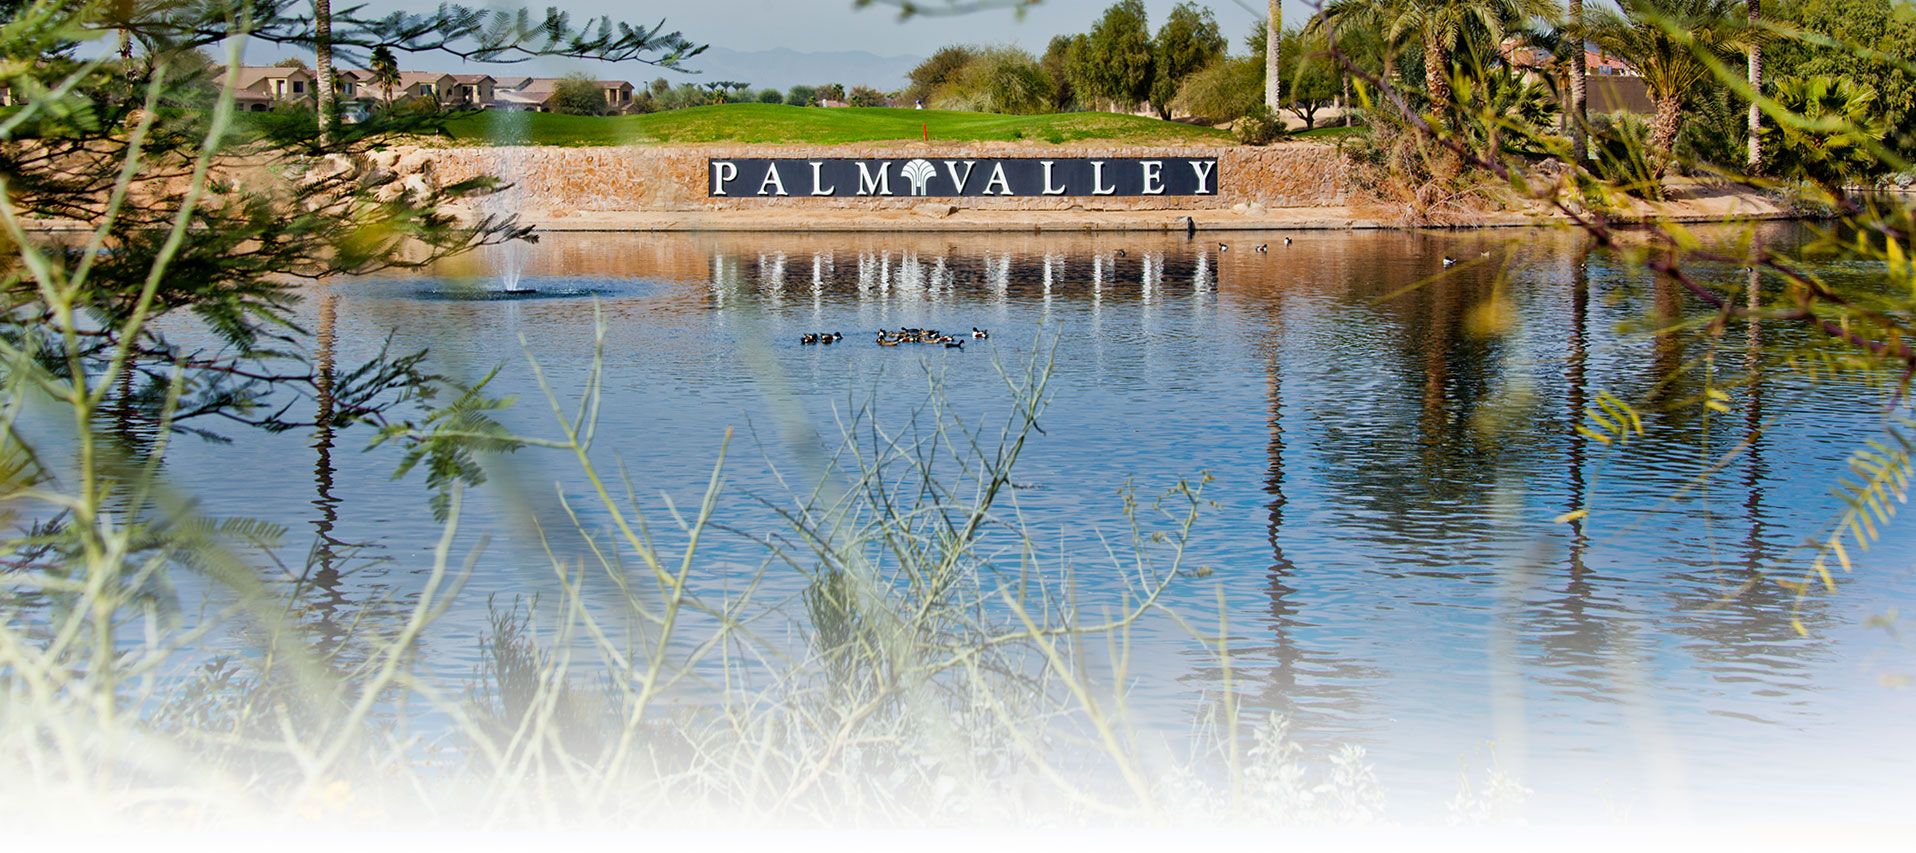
[800,327,989,349]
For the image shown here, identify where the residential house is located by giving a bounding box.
[491,77,558,111]
[1586,51,1636,77]
[487,77,638,112]
[597,80,635,111]
[343,70,460,106]
[218,65,316,112]
[450,74,496,107]
[1493,41,1652,116]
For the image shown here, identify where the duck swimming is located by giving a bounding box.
[972,327,989,339]
[800,333,819,345]
[1283,236,1293,246]
[1255,244,1268,253]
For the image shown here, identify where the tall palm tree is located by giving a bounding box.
[369,45,400,107]
[1325,0,1555,119]
[1746,0,1761,173]
[315,0,336,138]
[1590,0,1748,174]
[1266,0,1282,111]
[1569,0,1587,162]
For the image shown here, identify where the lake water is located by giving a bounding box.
[154,225,1915,823]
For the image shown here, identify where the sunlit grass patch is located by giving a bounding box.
[440,103,1235,147]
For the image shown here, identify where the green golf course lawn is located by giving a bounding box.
[440,102,1237,146]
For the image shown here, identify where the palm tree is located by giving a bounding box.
[1325,0,1555,119]
[315,0,336,138]
[1569,0,1587,162]
[1590,0,1747,174]
[369,45,400,107]
[1266,0,1282,112]
[1746,0,1761,173]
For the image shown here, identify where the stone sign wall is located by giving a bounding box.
[416,142,1361,215]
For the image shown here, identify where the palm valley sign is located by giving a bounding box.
[708,157,1220,198]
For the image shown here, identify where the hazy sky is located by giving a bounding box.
[355,0,1301,58]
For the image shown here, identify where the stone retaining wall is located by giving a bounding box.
[415,142,1365,216]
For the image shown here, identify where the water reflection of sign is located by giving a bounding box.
[708,157,1220,198]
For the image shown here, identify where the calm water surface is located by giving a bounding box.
[155,226,1915,821]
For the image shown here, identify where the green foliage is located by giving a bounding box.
[1071,0,1155,109]
[368,44,401,100]
[1279,26,1342,129]
[1452,65,1559,155]
[1148,1,1226,119]
[785,84,818,106]
[658,82,711,110]
[817,82,847,102]
[551,73,608,116]
[1761,75,1891,191]
[1675,85,1747,172]
[1173,55,1263,123]
[1588,0,1749,156]
[906,44,980,103]
[755,87,783,104]
[1042,34,1082,110]
[929,46,1057,115]
[373,370,522,521]
[1232,103,1284,144]
[1587,112,1666,198]
[1766,0,1916,159]
[847,85,890,107]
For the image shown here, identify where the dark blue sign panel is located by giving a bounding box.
[707,157,1220,198]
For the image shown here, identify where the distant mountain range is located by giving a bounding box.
[670,46,924,92]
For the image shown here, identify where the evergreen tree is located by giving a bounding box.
[1149,2,1225,119]
[1070,0,1155,111]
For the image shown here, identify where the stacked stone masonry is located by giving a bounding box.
[416,142,1361,214]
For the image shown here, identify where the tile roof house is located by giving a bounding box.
[1586,51,1636,76]
[597,80,635,110]
[488,77,638,112]
[216,65,316,111]
[450,74,495,107]
[491,77,558,111]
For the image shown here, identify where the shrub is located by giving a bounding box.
[906,45,980,103]
[551,74,607,116]
[755,88,783,104]
[1760,75,1891,193]
[930,46,1057,115]
[1230,104,1283,145]
[659,82,709,110]
[785,84,817,106]
[1041,35,1080,111]
[1675,86,1745,172]
[1174,55,1261,123]
[1588,112,1663,199]
[847,85,889,107]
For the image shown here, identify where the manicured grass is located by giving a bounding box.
[439,103,1234,146]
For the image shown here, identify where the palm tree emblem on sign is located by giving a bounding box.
[901,159,936,196]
